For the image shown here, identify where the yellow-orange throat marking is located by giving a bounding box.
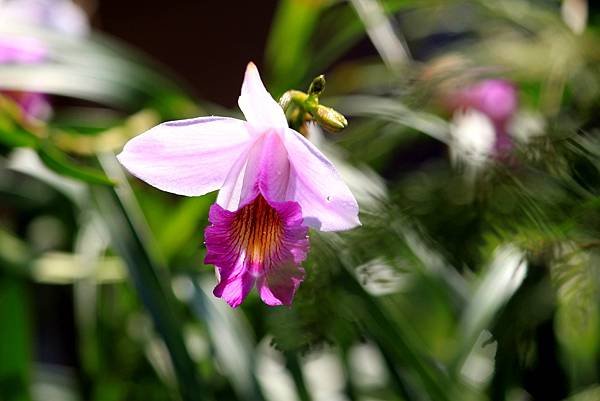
[230,196,285,266]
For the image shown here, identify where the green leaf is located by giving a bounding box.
[283,351,312,401]
[552,245,600,373]
[38,144,115,186]
[0,125,39,148]
[0,275,32,401]
[339,266,462,401]
[93,154,209,401]
[331,95,451,143]
[158,196,213,261]
[0,229,33,279]
[0,98,42,148]
[451,246,527,374]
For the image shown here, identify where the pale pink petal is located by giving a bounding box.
[216,134,263,211]
[216,132,290,211]
[117,116,252,196]
[257,133,291,202]
[283,128,360,231]
[238,62,287,131]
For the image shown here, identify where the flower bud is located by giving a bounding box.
[314,105,348,133]
[308,75,326,97]
[278,75,349,134]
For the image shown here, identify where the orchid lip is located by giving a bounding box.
[205,193,309,307]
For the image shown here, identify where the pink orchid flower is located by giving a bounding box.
[118,63,360,307]
[447,79,518,155]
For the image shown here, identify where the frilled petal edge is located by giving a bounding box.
[205,194,309,307]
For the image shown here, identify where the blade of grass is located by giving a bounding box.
[0,275,32,401]
[93,153,209,401]
[190,280,266,401]
[38,143,114,186]
[350,0,411,71]
[450,246,527,375]
[283,351,312,401]
[332,95,451,143]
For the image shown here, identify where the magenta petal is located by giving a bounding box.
[213,269,255,308]
[257,200,308,306]
[268,198,310,266]
[204,195,309,308]
[283,128,360,231]
[117,117,252,197]
[238,62,288,131]
[205,205,255,307]
[257,263,305,306]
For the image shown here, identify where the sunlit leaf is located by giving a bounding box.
[38,143,115,186]
[452,245,527,373]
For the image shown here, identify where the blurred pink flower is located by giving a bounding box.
[0,0,89,35]
[118,63,360,307]
[0,0,88,120]
[0,37,49,120]
[447,79,518,156]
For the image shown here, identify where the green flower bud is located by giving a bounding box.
[279,90,308,112]
[308,75,326,97]
[278,75,348,134]
[314,105,348,133]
